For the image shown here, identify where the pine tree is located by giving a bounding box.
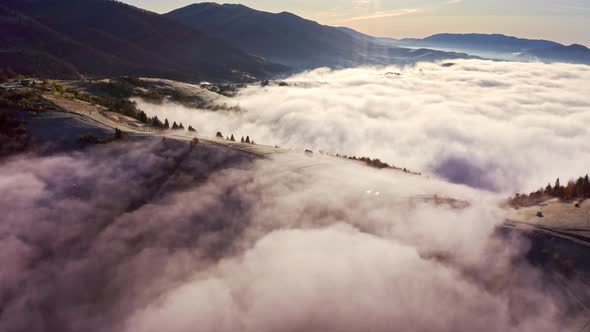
[241,137,244,143]
[137,111,148,123]
[575,176,584,198]
[230,134,235,141]
[164,119,170,129]
[151,116,163,128]
[179,123,184,130]
[584,175,590,197]
[172,122,178,129]
[544,183,552,196]
[245,136,250,144]
[553,178,562,197]
[114,128,123,140]
[216,131,223,138]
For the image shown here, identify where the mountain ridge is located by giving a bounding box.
[391,32,590,64]
[0,0,287,81]
[401,33,562,51]
[4,0,588,82]
[166,3,476,69]
[523,43,590,64]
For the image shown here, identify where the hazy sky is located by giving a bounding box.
[123,0,589,45]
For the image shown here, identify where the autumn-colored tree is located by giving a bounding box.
[564,181,576,201]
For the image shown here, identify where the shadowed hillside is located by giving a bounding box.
[166,3,361,69]
[0,0,287,81]
[524,44,590,64]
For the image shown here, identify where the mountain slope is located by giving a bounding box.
[0,4,123,78]
[166,3,474,69]
[336,27,377,41]
[0,0,287,81]
[398,33,561,53]
[394,33,590,64]
[522,44,590,64]
[166,3,362,68]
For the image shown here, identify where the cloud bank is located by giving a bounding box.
[2,59,588,332]
[135,59,590,193]
[0,136,579,332]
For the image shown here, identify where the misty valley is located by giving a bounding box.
[1,1,590,332]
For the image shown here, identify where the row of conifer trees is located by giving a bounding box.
[143,115,196,132]
[216,132,255,145]
[515,175,590,202]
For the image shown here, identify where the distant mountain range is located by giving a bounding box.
[396,33,560,53]
[388,33,590,64]
[165,3,474,70]
[1,1,588,82]
[523,44,590,64]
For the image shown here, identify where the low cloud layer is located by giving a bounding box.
[136,60,590,193]
[2,59,588,331]
[0,137,580,332]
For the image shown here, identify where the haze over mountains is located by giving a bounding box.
[165,3,473,69]
[395,33,561,53]
[383,33,590,64]
[1,0,589,82]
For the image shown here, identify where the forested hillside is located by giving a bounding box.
[0,0,287,81]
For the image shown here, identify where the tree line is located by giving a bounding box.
[216,132,255,145]
[45,81,199,133]
[512,175,590,206]
[147,117,196,132]
[334,153,421,175]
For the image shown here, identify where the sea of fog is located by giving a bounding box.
[136,59,590,194]
[2,59,589,331]
[0,139,572,332]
